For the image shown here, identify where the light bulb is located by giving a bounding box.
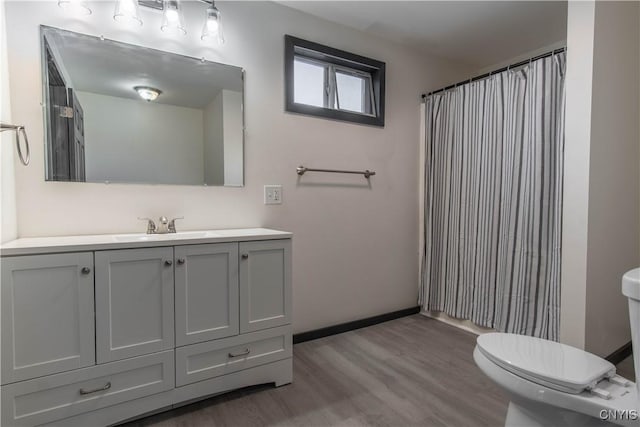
[201,5,224,44]
[207,19,218,32]
[166,9,178,23]
[161,0,186,35]
[134,86,162,102]
[58,0,92,15]
[114,0,142,26]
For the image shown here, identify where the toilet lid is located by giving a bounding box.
[622,268,640,300]
[477,333,616,394]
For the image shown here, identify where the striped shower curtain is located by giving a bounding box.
[419,52,566,340]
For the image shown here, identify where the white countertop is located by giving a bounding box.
[0,228,292,256]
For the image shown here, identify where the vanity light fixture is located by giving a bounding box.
[68,0,227,44]
[134,86,162,102]
[57,0,92,15]
[160,0,187,35]
[114,0,143,25]
[201,0,225,45]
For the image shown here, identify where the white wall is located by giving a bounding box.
[76,91,204,185]
[77,91,205,185]
[475,40,566,75]
[4,0,470,334]
[560,1,596,350]
[584,0,640,357]
[222,90,243,186]
[203,91,224,186]
[0,0,17,244]
[562,0,640,356]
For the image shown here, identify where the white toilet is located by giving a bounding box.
[474,268,639,426]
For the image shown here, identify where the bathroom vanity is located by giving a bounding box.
[0,228,292,426]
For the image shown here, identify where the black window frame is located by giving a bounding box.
[284,35,386,127]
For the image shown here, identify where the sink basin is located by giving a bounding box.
[113,231,217,242]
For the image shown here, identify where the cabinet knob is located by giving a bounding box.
[81,267,91,274]
[177,258,185,265]
[241,254,249,260]
[164,260,173,266]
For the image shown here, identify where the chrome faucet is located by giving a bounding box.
[157,216,169,234]
[138,216,183,234]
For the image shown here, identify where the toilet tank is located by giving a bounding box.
[621,268,639,412]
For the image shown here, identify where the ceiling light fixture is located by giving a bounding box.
[57,0,92,15]
[201,1,225,45]
[160,0,186,35]
[114,0,143,25]
[134,86,162,102]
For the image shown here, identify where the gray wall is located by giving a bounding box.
[584,0,640,357]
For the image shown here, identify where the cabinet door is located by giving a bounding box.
[95,248,174,363]
[1,253,95,384]
[239,240,291,333]
[175,243,239,347]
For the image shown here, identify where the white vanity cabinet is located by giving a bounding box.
[1,252,95,384]
[0,229,292,427]
[239,240,292,333]
[173,239,292,389]
[95,247,175,363]
[174,243,239,347]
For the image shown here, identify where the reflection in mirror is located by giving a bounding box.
[41,26,244,186]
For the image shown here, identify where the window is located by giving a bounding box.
[285,35,385,127]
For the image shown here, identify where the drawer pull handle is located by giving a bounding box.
[79,382,111,395]
[241,254,249,260]
[177,258,185,265]
[164,260,173,266]
[81,267,91,274]
[228,348,250,358]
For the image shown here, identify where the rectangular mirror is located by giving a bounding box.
[41,26,244,186]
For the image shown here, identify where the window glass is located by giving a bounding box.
[293,59,325,108]
[335,71,370,114]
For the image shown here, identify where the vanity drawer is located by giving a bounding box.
[1,350,174,427]
[176,326,291,386]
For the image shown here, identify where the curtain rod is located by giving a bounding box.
[421,47,566,99]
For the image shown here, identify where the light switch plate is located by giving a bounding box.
[264,185,283,205]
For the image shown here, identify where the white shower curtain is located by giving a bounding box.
[420,52,566,340]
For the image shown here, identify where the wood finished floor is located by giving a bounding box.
[123,315,510,427]
[617,355,636,382]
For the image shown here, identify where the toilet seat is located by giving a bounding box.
[476,333,616,394]
[474,346,638,427]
